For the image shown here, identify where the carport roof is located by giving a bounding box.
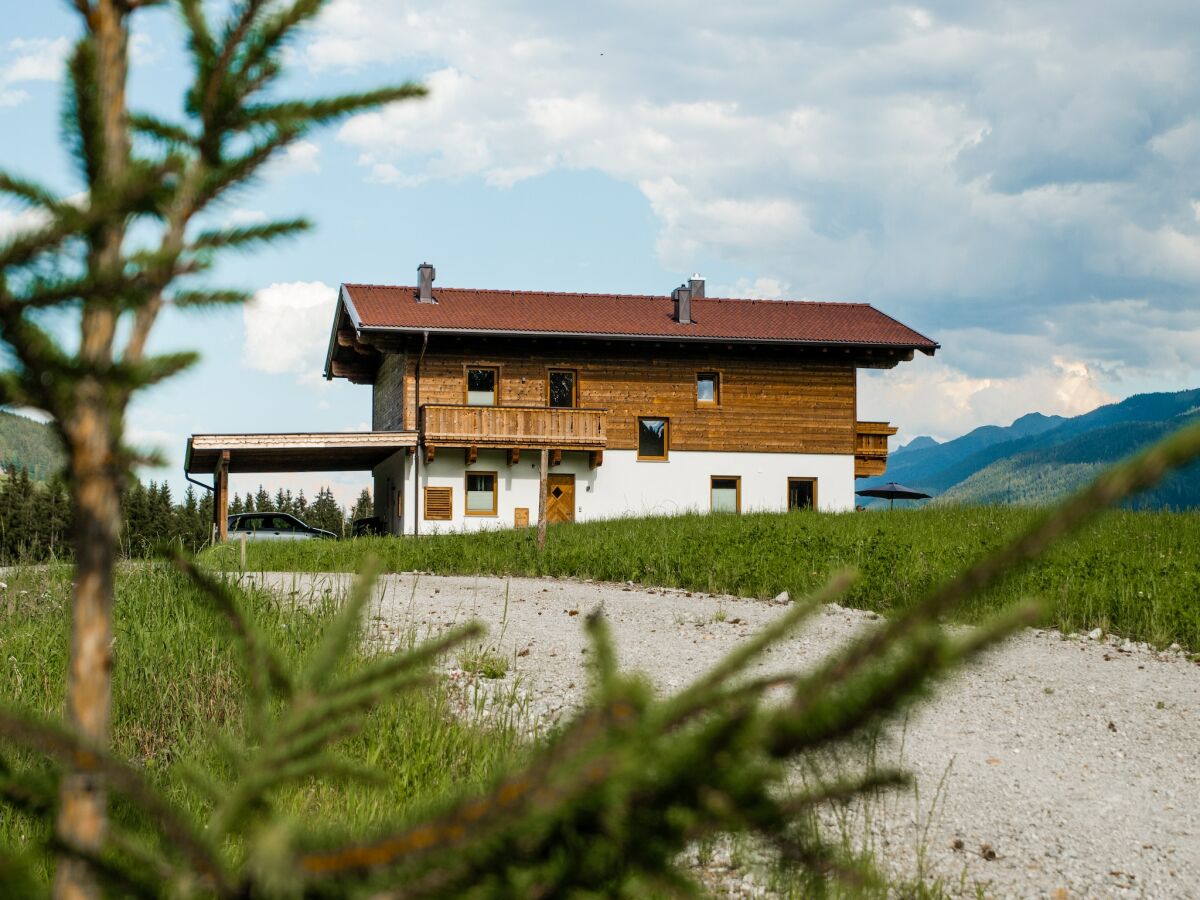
[185,432,416,474]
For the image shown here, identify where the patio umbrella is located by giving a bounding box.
[855,482,932,510]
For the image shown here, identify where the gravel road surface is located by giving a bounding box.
[248,571,1199,898]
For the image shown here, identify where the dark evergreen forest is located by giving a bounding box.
[0,466,373,563]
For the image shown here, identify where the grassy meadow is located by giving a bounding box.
[215,507,1200,650]
[0,563,526,884]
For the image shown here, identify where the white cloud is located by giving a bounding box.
[223,208,269,227]
[312,0,1200,409]
[859,354,1116,442]
[0,206,49,241]
[243,281,338,377]
[266,140,321,178]
[0,37,70,107]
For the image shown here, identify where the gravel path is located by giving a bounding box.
[249,571,1200,898]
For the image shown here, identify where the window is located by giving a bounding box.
[637,417,669,460]
[697,371,720,405]
[269,515,294,531]
[424,486,453,520]
[466,367,498,406]
[548,369,577,408]
[711,476,740,513]
[465,471,498,516]
[788,478,817,511]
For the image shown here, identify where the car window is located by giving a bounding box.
[270,515,294,531]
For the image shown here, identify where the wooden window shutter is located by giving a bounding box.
[424,486,453,520]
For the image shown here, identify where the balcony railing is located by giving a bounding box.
[855,420,898,477]
[421,404,607,450]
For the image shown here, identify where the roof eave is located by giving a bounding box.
[322,284,363,379]
[354,322,938,353]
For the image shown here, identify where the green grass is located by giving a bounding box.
[0,563,526,883]
[215,507,1200,650]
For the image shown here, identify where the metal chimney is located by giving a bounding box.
[672,283,692,325]
[689,273,705,298]
[417,262,436,303]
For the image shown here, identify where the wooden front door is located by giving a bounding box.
[546,474,575,524]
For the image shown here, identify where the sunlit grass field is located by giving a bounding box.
[218,507,1200,650]
[0,564,526,884]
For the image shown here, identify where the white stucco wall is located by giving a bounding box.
[376,448,856,535]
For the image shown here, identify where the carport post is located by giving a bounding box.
[213,450,230,543]
[537,448,548,551]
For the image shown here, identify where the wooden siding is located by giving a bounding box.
[392,342,858,455]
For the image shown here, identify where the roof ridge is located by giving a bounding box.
[342,282,871,307]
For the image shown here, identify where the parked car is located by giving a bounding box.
[227,512,337,540]
[351,516,387,537]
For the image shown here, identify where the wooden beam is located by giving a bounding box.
[464,445,477,465]
[537,448,548,551]
[507,448,520,466]
[425,444,435,464]
[549,449,562,468]
[589,449,603,469]
[214,450,230,543]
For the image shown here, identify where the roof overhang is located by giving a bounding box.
[353,322,938,354]
[184,431,416,474]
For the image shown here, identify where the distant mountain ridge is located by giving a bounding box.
[863,388,1200,509]
[0,410,64,482]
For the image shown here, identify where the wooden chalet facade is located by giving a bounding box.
[315,265,936,535]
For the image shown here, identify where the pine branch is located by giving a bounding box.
[190,216,309,251]
[301,556,382,691]
[170,287,249,307]
[0,171,68,211]
[129,112,194,146]
[243,84,428,128]
[0,708,228,892]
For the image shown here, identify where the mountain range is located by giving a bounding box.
[866,388,1200,509]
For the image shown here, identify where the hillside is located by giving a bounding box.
[864,388,1200,508]
[0,410,64,481]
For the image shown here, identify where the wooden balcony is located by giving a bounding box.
[855,420,898,478]
[421,404,607,458]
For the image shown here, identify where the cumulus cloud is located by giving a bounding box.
[0,37,70,107]
[243,281,337,377]
[266,140,321,178]
[859,355,1116,442]
[301,0,1200,434]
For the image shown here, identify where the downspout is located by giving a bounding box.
[413,330,429,536]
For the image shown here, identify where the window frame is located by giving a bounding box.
[464,470,499,517]
[787,477,818,511]
[463,365,500,406]
[636,416,670,461]
[710,475,741,513]
[423,485,453,521]
[546,368,579,409]
[696,370,721,408]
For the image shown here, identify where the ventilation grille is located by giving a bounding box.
[424,486,452,520]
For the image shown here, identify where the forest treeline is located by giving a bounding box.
[0,465,372,563]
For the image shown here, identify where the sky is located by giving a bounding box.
[2,0,1199,508]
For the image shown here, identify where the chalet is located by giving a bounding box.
[186,264,937,538]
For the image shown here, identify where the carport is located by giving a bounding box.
[184,432,417,541]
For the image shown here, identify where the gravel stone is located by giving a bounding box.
[249,572,1200,897]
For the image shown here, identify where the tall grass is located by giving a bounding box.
[0,564,525,882]
[219,507,1200,649]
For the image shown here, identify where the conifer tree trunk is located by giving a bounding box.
[55,2,129,896]
[56,396,121,900]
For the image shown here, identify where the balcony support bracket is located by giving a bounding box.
[507,448,520,466]
[465,445,477,465]
[589,449,603,469]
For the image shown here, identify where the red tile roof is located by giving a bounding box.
[340,283,938,351]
